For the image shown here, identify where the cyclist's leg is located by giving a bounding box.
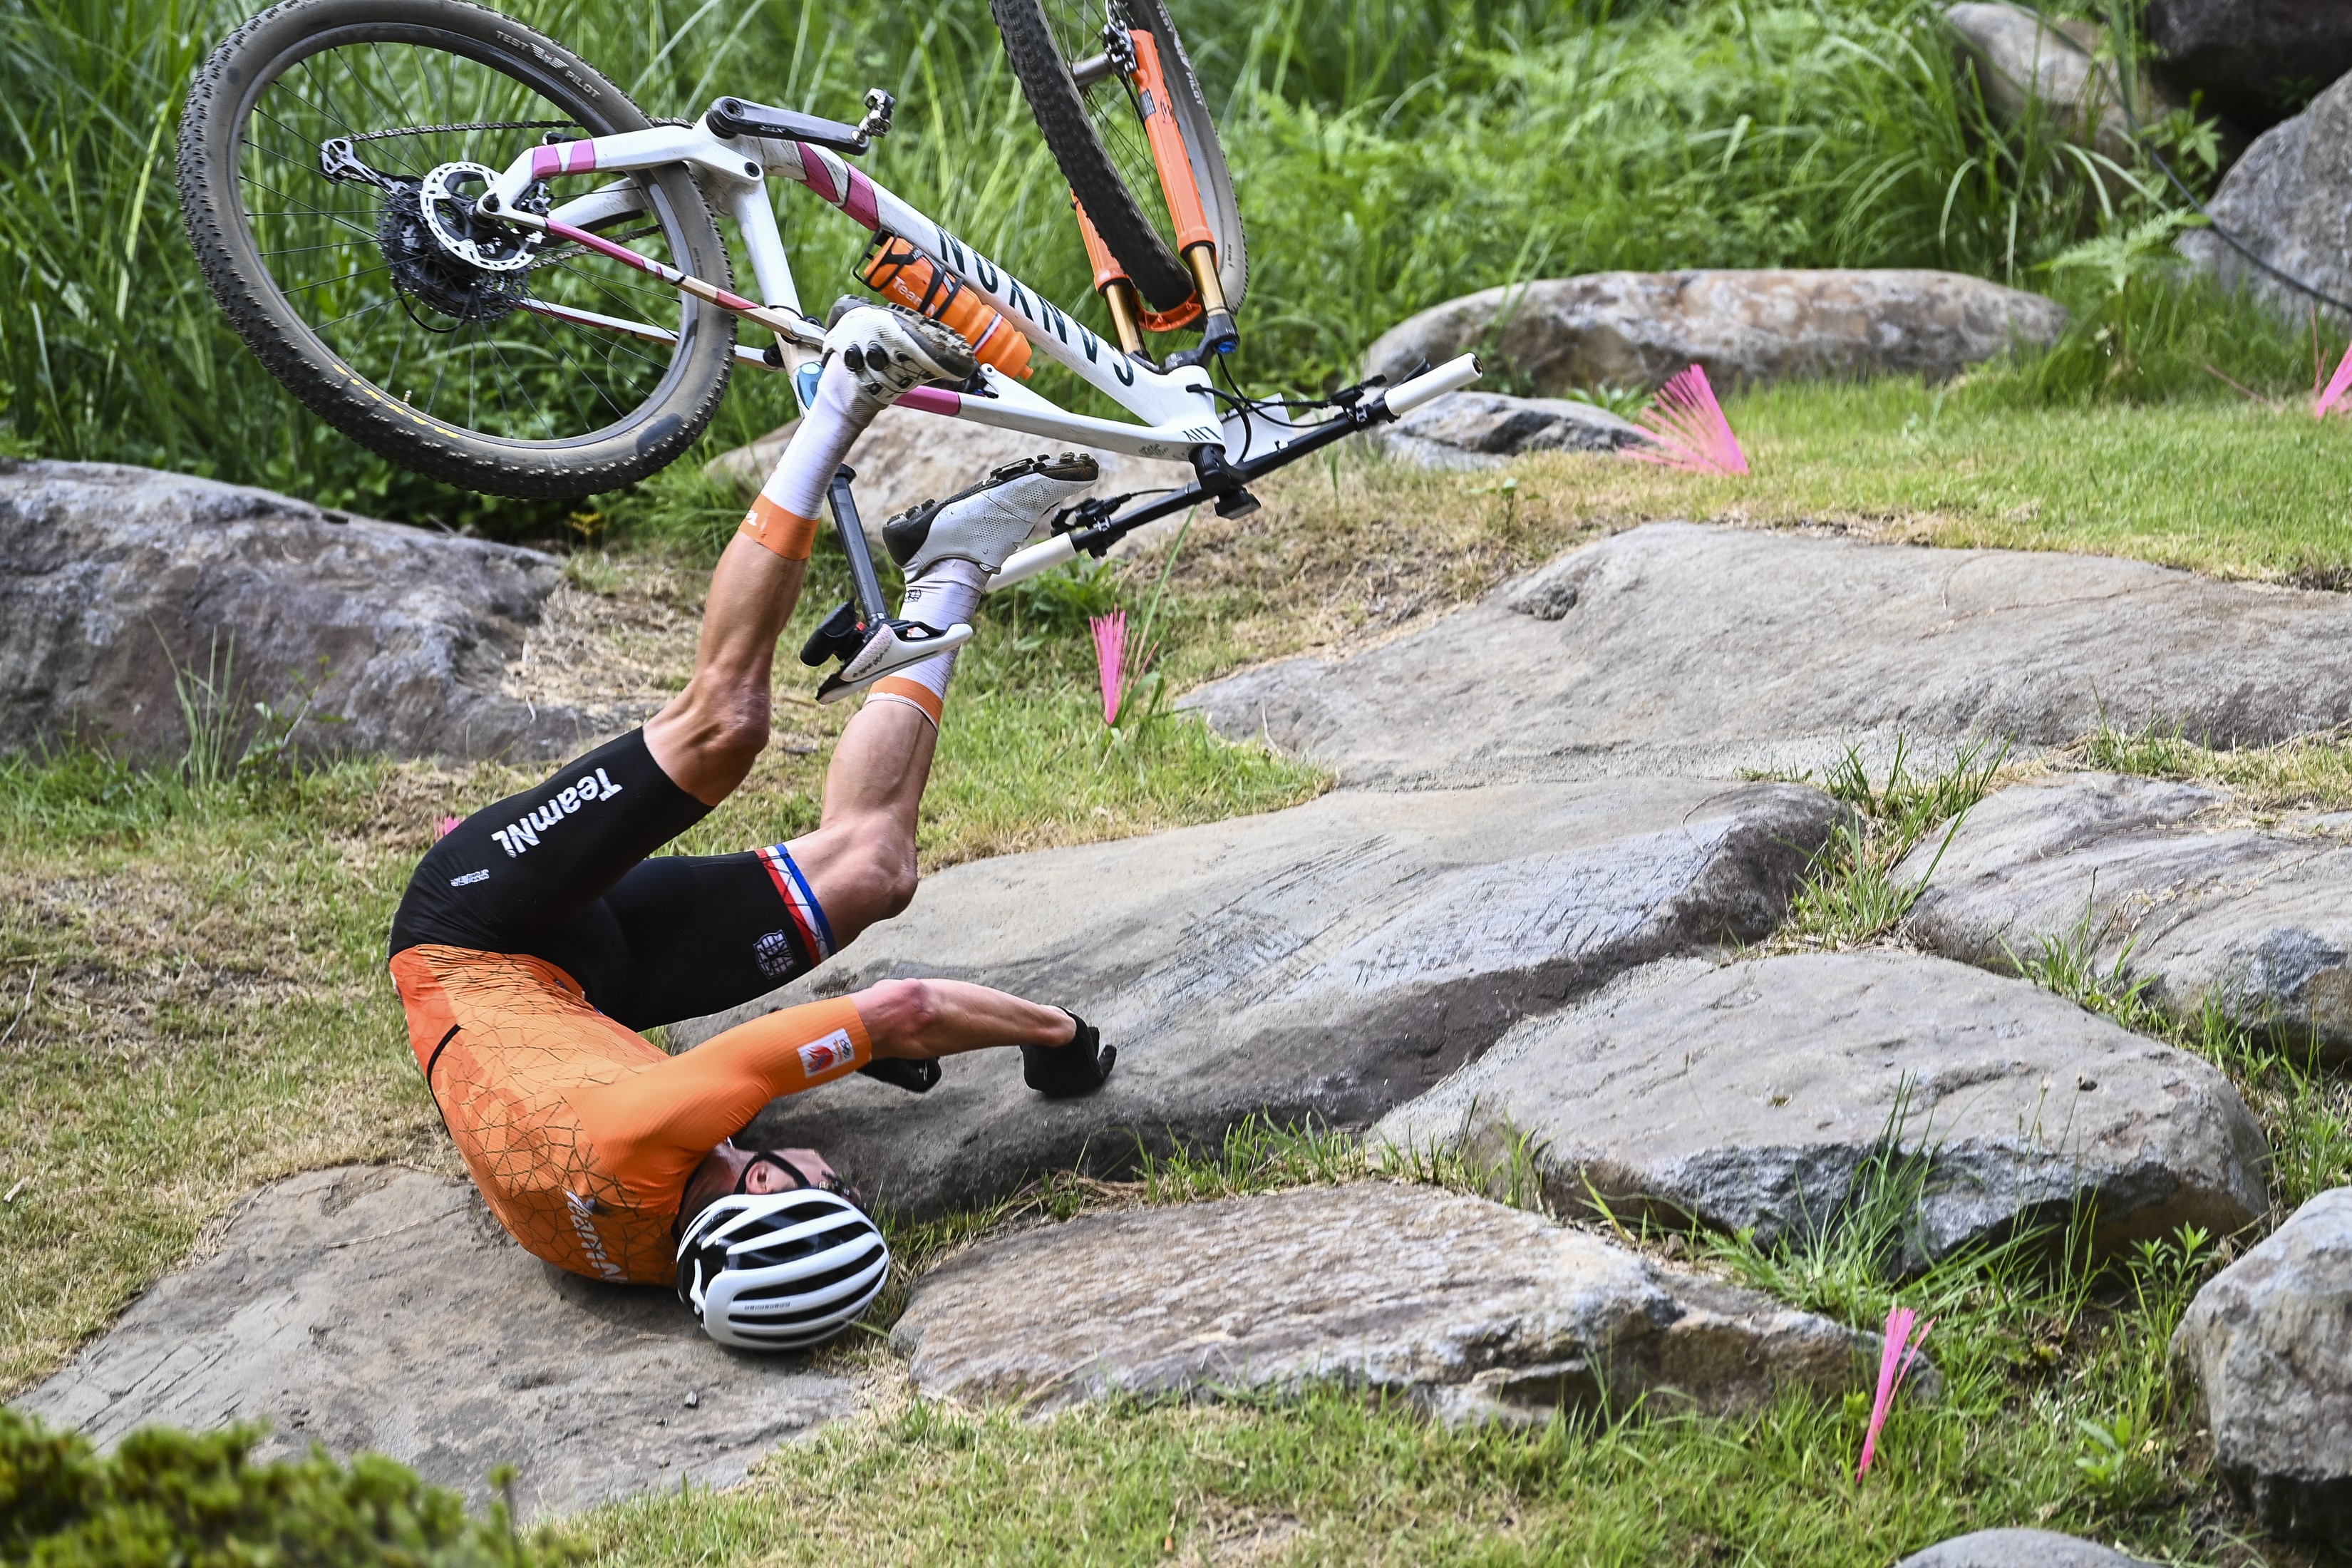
[790,454,1095,942]
[389,728,711,962]
[647,305,976,805]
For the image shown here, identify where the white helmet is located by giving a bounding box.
[675,1188,890,1351]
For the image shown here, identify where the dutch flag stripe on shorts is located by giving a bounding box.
[757,844,837,964]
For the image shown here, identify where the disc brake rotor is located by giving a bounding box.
[378,161,538,325]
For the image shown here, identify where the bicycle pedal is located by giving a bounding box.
[813,617,974,704]
[799,599,866,669]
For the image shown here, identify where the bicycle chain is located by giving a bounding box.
[346,118,577,142]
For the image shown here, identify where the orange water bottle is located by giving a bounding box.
[856,235,1034,381]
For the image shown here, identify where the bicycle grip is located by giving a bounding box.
[1381,354,1484,421]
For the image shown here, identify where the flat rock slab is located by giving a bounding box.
[11,1166,856,1517]
[2172,1185,2352,1543]
[1899,773,2352,1068]
[1361,270,2065,396]
[1374,390,1646,470]
[1897,1530,2155,1567]
[1187,522,2352,788]
[675,778,1840,1220]
[1378,952,2268,1265]
[894,1182,1874,1421]
[0,460,620,762]
[2179,68,2352,323]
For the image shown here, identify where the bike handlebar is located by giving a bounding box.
[985,353,1482,592]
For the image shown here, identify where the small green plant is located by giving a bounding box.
[0,1408,580,1566]
[2080,704,2203,776]
[1374,1108,1555,1215]
[1135,1112,1366,1204]
[1783,736,2008,948]
[164,634,341,801]
[2071,1410,2145,1492]
[2002,897,2165,1033]
[1564,383,1650,420]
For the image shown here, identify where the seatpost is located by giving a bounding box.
[825,466,893,627]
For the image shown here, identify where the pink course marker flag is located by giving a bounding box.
[1857,1306,1933,1481]
[2316,338,2352,419]
[1090,609,1128,727]
[1624,363,1750,476]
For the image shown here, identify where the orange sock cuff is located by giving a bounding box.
[867,677,944,728]
[738,495,820,560]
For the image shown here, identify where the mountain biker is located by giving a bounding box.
[386,304,1116,1350]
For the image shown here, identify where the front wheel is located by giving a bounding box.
[177,0,735,500]
[994,0,1248,317]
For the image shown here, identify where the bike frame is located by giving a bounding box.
[480,115,1233,462]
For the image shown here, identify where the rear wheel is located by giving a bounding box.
[994,0,1247,316]
[178,0,734,500]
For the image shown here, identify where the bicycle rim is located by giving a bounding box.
[227,27,708,451]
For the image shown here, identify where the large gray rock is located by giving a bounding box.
[1897,1530,2155,1567]
[1945,5,2186,168]
[2172,1185,2352,1542]
[1378,952,2269,1266]
[1374,390,1646,470]
[2179,68,2352,322]
[2146,0,2352,128]
[0,460,621,763]
[675,778,1841,1219]
[1900,773,2352,1068]
[11,1166,855,1516]
[705,403,1193,557]
[893,1183,1874,1421]
[1186,523,2352,790]
[1361,272,2066,397]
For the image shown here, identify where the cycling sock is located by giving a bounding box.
[864,559,987,728]
[738,359,884,561]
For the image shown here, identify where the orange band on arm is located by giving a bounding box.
[566,996,870,1212]
[867,677,943,727]
[738,495,820,560]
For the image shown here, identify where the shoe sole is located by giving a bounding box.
[883,451,1102,569]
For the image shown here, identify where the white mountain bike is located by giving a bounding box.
[176,0,1477,590]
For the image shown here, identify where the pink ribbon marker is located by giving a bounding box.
[1857,1305,1932,1480]
[1090,609,1128,727]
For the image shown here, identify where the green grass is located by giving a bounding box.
[1773,737,2011,951]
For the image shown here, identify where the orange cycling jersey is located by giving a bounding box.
[390,943,871,1284]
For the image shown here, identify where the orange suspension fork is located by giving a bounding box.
[1127,26,1235,351]
[1072,195,1148,356]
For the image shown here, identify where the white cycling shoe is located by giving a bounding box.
[882,451,1101,579]
[821,301,976,403]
